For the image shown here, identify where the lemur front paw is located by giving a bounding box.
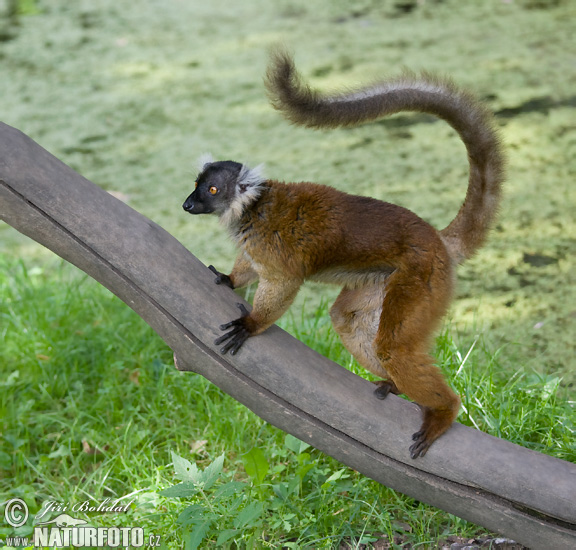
[208,265,234,289]
[215,303,251,355]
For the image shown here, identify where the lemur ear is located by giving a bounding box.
[197,152,214,172]
[237,163,265,194]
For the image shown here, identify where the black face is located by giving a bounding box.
[182,161,242,215]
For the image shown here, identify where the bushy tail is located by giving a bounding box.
[265,49,505,263]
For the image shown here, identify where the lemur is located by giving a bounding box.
[182,50,504,458]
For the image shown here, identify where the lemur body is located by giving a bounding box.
[183,50,504,458]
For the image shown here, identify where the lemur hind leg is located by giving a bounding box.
[373,261,460,458]
[329,285,399,393]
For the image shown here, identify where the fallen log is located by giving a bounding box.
[0,122,574,550]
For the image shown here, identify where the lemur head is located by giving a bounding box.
[183,156,265,224]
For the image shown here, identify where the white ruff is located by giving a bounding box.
[219,163,266,230]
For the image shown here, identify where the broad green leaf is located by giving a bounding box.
[242,447,269,485]
[325,469,347,482]
[177,504,206,527]
[296,452,311,465]
[226,495,245,516]
[201,453,225,490]
[296,462,315,481]
[185,520,212,550]
[284,434,311,455]
[171,451,200,483]
[287,477,300,496]
[233,501,263,529]
[159,481,198,498]
[272,483,288,501]
[216,528,240,546]
[321,468,348,490]
[213,481,246,501]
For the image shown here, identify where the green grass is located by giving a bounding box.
[1,255,574,548]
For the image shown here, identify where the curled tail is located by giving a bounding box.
[265,49,505,263]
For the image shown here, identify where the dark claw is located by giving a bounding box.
[374,381,392,399]
[214,303,251,355]
[208,265,234,289]
[412,430,424,441]
[216,326,249,355]
[373,380,398,400]
[233,303,250,318]
[409,431,430,459]
[374,385,391,400]
[214,324,244,344]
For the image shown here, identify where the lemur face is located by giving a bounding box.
[182,161,243,215]
[183,159,265,225]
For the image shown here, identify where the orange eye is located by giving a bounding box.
[194,181,198,189]
[209,186,218,195]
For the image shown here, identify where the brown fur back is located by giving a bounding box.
[265,49,505,263]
